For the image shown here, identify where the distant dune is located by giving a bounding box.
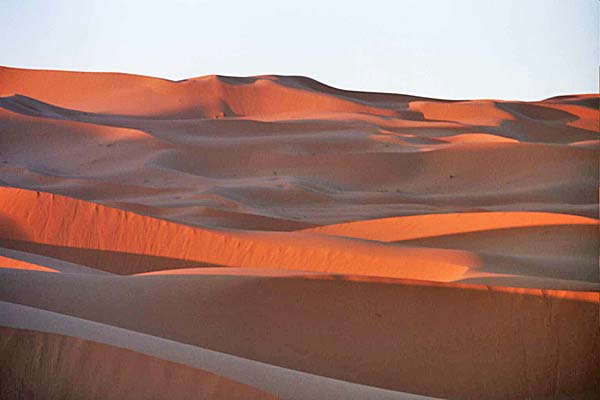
[0,66,598,399]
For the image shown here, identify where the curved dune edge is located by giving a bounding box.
[0,247,113,275]
[0,326,278,400]
[0,255,57,272]
[570,139,600,149]
[134,266,600,292]
[299,211,597,242]
[136,266,330,277]
[0,301,436,400]
[437,133,520,144]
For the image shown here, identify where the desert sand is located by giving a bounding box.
[0,66,598,399]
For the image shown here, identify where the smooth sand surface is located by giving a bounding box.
[0,325,278,400]
[0,66,598,399]
[0,301,438,400]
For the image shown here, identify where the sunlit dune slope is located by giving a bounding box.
[0,186,478,281]
[1,186,597,290]
[0,66,426,119]
[301,211,597,242]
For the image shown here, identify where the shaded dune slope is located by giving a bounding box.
[1,270,598,400]
[0,302,436,400]
[0,326,277,400]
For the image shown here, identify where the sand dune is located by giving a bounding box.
[2,185,597,288]
[1,325,277,400]
[0,301,436,400]
[0,66,415,119]
[0,66,598,399]
[301,211,597,242]
[1,270,598,399]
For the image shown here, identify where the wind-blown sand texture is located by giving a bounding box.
[0,66,598,399]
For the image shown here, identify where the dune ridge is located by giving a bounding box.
[0,66,598,399]
[1,186,597,289]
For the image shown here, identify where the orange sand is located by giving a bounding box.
[0,66,598,399]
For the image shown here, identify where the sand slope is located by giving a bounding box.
[1,271,598,399]
[0,301,437,400]
[0,66,598,399]
[0,326,278,400]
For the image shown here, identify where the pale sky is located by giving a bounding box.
[1,0,598,100]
